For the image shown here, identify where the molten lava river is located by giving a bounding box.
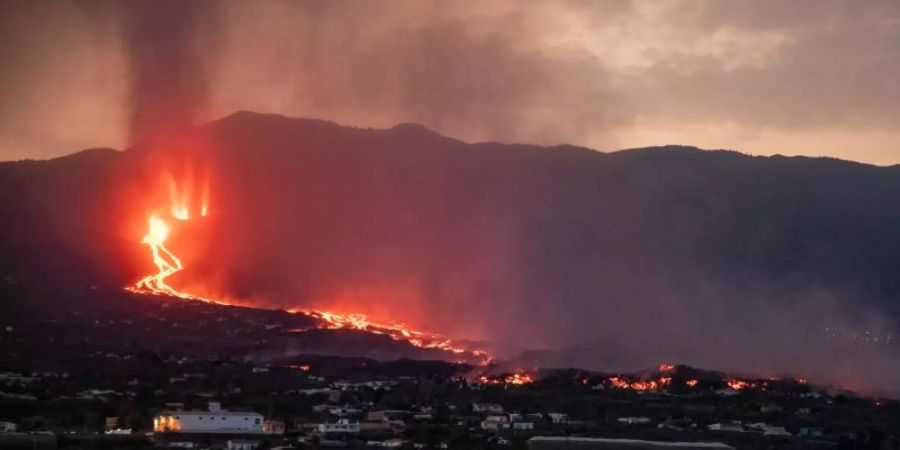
[126,174,491,365]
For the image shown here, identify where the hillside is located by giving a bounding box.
[2,111,900,387]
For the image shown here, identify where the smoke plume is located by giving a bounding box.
[125,0,221,142]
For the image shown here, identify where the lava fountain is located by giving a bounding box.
[126,170,492,365]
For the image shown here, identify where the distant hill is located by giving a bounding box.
[3,111,900,388]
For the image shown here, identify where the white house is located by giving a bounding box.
[472,403,504,414]
[0,421,16,433]
[548,412,568,424]
[618,417,652,425]
[318,418,360,434]
[366,438,405,448]
[227,439,259,450]
[708,422,745,432]
[154,404,264,433]
[512,421,534,430]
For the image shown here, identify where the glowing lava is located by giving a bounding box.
[127,215,197,299]
[476,370,535,386]
[127,172,491,364]
[608,375,672,391]
[292,309,491,365]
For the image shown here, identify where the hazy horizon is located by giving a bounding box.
[2,1,900,164]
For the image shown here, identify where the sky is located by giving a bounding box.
[1,0,899,164]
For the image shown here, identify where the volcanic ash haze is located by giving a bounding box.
[3,112,900,394]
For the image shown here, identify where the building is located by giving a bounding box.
[547,413,568,424]
[528,437,735,450]
[154,403,264,434]
[318,418,360,433]
[227,439,259,450]
[512,421,535,430]
[708,422,744,432]
[366,438,405,448]
[482,415,511,430]
[618,417,652,425]
[0,422,15,433]
[473,403,504,414]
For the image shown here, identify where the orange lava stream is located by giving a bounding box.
[291,309,492,365]
[126,215,205,300]
[127,177,491,364]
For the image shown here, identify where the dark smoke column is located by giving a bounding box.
[126,0,220,142]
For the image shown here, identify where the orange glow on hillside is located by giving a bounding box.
[127,166,493,365]
[129,215,187,297]
[608,375,672,391]
[126,170,492,364]
[476,370,535,386]
[291,309,491,365]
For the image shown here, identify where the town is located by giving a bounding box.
[1,354,898,449]
[2,285,899,449]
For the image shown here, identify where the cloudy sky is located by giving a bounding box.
[2,0,899,164]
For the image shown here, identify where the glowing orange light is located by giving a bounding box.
[608,375,672,391]
[167,174,191,221]
[128,215,193,298]
[685,379,699,387]
[476,370,534,385]
[658,363,675,372]
[128,171,492,366]
[292,309,491,365]
[153,415,181,432]
[200,177,210,217]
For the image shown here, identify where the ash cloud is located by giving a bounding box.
[3,1,900,162]
[124,0,222,142]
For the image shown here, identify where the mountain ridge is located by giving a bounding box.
[3,110,900,390]
[7,110,897,171]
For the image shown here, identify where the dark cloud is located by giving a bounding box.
[0,0,899,162]
[125,0,222,142]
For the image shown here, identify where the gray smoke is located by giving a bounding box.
[125,0,221,142]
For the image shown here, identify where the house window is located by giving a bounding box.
[255,418,260,425]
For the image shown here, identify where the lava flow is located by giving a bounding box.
[127,215,191,298]
[476,370,535,386]
[127,172,491,365]
[292,309,492,365]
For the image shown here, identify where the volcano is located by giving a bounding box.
[3,111,900,392]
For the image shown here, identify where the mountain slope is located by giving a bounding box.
[2,111,900,386]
